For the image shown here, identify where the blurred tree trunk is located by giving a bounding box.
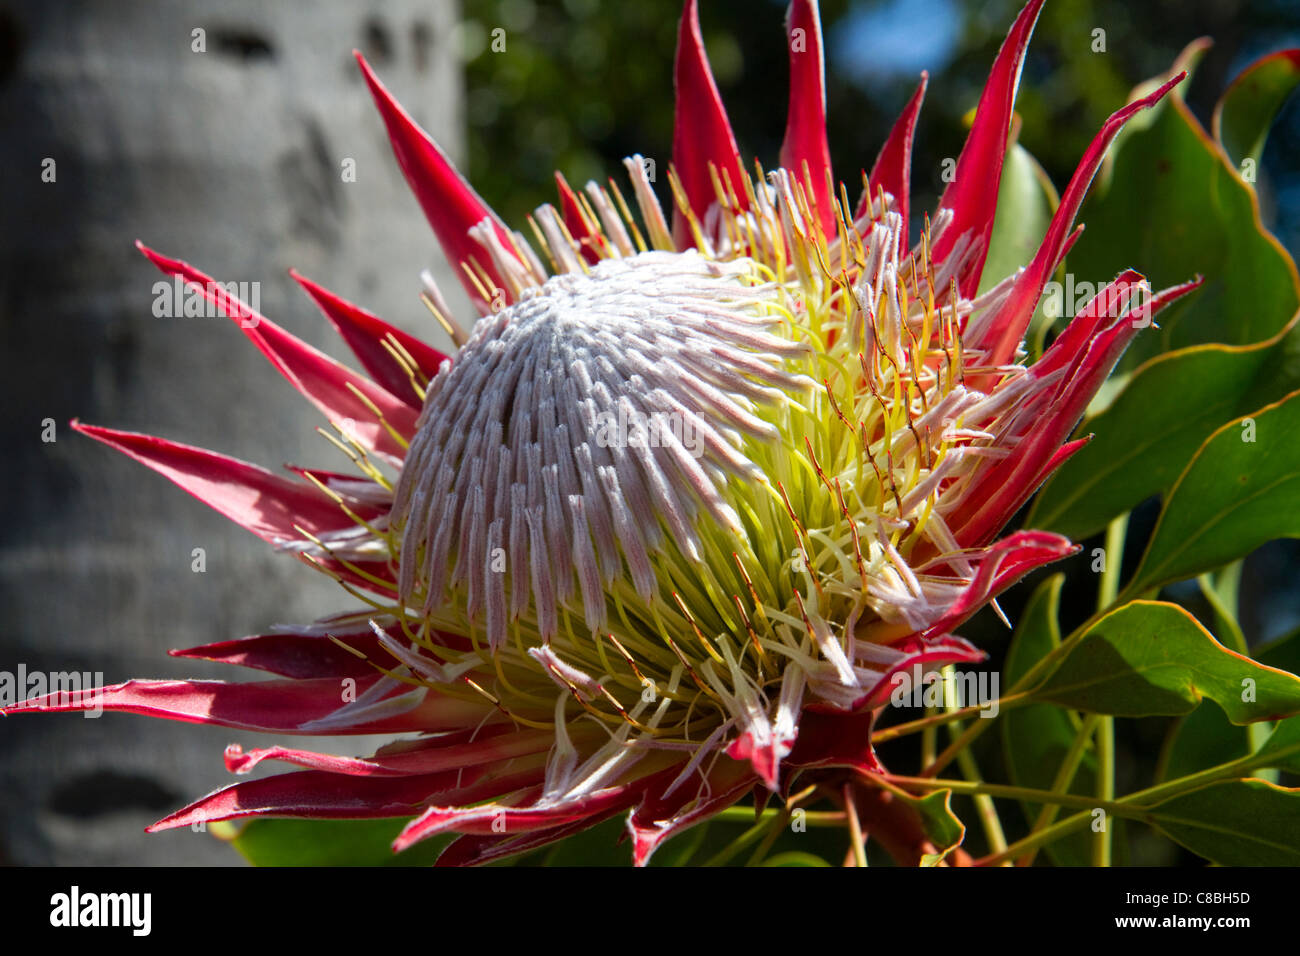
[0,0,462,864]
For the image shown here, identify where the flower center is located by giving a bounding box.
[374,180,1011,763]
[392,250,811,649]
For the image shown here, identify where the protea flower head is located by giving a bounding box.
[8,0,1201,866]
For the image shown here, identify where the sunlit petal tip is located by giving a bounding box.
[862,71,928,242]
[673,0,746,246]
[781,0,835,233]
[353,50,519,305]
[931,0,1046,296]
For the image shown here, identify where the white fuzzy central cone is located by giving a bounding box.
[395,251,811,647]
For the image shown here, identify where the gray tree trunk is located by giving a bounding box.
[0,0,464,864]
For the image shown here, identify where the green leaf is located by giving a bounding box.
[1156,700,1250,784]
[1144,778,1300,866]
[899,789,965,867]
[1256,624,1300,675]
[1197,562,1247,654]
[1158,626,1300,782]
[980,140,1058,357]
[980,141,1057,294]
[1251,630,1300,774]
[1001,574,1097,866]
[1035,600,1300,720]
[1093,40,1211,187]
[230,817,453,867]
[1126,390,1300,594]
[1213,49,1300,170]
[1026,316,1300,541]
[1066,61,1300,375]
[1255,715,1300,774]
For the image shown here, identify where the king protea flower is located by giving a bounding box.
[7,0,1199,866]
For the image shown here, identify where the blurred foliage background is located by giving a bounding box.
[456,0,1300,256]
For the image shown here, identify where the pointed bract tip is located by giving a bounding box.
[929,0,1046,295]
[354,45,518,305]
[135,241,185,276]
[672,0,746,242]
[780,0,834,233]
[70,420,109,439]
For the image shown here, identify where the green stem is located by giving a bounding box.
[898,718,1300,866]
[746,807,790,866]
[1120,751,1259,807]
[872,689,1036,743]
[920,622,1104,777]
[703,810,788,866]
[1098,513,1128,609]
[1019,712,1100,866]
[843,784,868,867]
[1092,515,1126,867]
[1198,562,1248,655]
[921,699,937,768]
[921,573,1126,778]
[941,664,1008,859]
[883,774,1131,816]
[1093,713,1115,866]
[713,807,843,826]
[981,811,1094,867]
